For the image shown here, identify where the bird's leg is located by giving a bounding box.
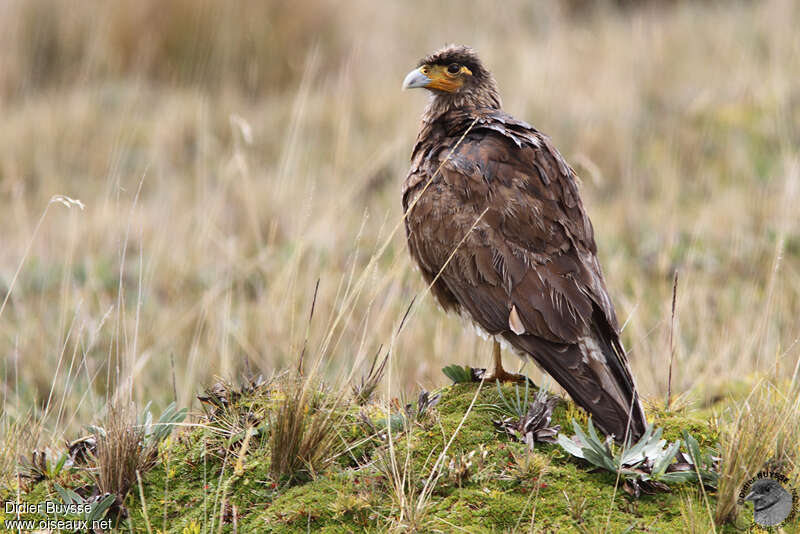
[480,340,527,383]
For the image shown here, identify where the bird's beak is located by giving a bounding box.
[402,68,432,90]
[744,491,755,502]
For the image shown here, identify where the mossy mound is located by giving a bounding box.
[6,381,767,533]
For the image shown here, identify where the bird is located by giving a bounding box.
[745,478,793,527]
[401,44,647,441]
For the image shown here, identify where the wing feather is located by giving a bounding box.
[403,113,646,439]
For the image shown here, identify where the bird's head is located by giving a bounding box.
[745,479,785,511]
[403,45,501,115]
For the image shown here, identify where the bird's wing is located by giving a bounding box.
[403,115,645,439]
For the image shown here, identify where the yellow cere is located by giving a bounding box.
[420,64,472,93]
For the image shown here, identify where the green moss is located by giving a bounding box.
[14,382,777,533]
[650,407,718,448]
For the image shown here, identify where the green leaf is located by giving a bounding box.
[681,430,702,466]
[87,494,116,523]
[583,447,617,472]
[52,451,70,477]
[442,364,472,384]
[375,413,406,433]
[53,483,81,506]
[658,471,700,484]
[557,433,585,459]
[560,419,712,486]
[146,402,188,444]
[651,440,681,478]
[620,423,653,464]
[582,420,614,461]
[494,380,532,418]
[586,418,603,444]
[140,400,154,427]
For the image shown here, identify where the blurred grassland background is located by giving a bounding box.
[0,0,799,444]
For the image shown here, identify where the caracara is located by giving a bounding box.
[402,45,647,441]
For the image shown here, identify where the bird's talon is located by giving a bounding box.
[474,369,533,385]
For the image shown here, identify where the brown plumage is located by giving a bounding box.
[402,45,647,441]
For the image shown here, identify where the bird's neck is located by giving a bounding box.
[421,89,502,125]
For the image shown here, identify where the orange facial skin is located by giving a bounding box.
[418,64,472,93]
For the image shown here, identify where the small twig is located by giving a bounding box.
[170,353,178,405]
[136,470,153,534]
[0,195,84,321]
[395,296,416,337]
[352,345,390,404]
[298,278,321,376]
[667,271,679,408]
[367,344,385,376]
[689,448,717,534]
[244,356,252,381]
[162,447,170,534]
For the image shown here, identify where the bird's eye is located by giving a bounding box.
[447,63,461,75]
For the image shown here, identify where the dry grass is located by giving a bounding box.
[680,489,717,534]
[373,429,433,532]
[508,448,550,485]
[91,403,153,509]
[268,374,346,484]
[0,416,37,492]
[352,348,390,405]
[0,1,799,524]
[714,381,800,525]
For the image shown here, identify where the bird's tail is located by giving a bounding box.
[583,327,648,442]
[509,327,647,442]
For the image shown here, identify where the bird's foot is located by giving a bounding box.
[472,368,533,385]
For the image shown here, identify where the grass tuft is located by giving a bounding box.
[714,381,800,525]
[268,374,347,484]
[90,403,150,512]
[351,348,389,406]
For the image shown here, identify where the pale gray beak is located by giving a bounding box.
[402,68,432,90]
